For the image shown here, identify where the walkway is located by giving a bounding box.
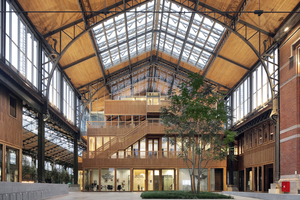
[45,192,261,200]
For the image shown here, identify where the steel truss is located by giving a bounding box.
[234,109,272,135]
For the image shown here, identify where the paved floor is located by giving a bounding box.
[45,192,262,200]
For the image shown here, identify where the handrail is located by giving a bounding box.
[83,151,189,159]
[89,119,165,158]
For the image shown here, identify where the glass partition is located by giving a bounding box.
[101,168,115,191]
[162,137,168,157]
[5,147,19,182]
[179,169,191,191]
[148,170,153,191]
[116,169,130,191]
[140,138,146,158]
[133,169,145,191]
[78,170,83,191]
[195,169,208,191]
[162,169,174,191]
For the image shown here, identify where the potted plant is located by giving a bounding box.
[138,184,140,191]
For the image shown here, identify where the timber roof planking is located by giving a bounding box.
[16,0,300,104]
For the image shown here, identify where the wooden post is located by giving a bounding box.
[19,149,22,182]
[223,167,227,191]
[177,168,179,190]
[173,169,176,190]
[159,169,162,191]
[130,168,133,191]
[145,169,148,191]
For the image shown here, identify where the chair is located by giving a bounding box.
[117,185,122,191]
[107,185,113,191]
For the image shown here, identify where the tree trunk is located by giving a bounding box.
[196,175,201,193]
[190,174,194,193]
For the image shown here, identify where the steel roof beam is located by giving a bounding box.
[76,0,111,98]
[203,0,251,78]
[170,0,199,92]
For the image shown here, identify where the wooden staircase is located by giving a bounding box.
[95,120,149,158]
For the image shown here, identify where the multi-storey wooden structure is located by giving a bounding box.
[82,93,227,191]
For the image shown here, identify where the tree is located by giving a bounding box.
[51,168,59,183]
[60,169,70,184]
[160,73,235,193]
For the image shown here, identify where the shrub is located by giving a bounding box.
[140,191,233,199]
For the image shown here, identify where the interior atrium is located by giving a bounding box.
[0,0,300,197]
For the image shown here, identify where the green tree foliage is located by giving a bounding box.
[160,73,236,193]
[60,169,70,184]
[22,164,37,182]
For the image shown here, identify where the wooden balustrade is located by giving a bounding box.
[105,100,147,115]
[147,100,171,112]
[88,119,166,159]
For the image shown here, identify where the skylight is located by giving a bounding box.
[93,0,226,70]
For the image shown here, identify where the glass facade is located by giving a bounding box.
[5,147,19,182]
[116,169,130,191]
[229,47,278,126]
[101,168,115,191]
[133,169,146,191]
[162,169,174,191]
[5,2,39,89]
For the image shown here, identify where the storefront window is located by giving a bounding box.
[5,147,19,182]
[101,168,115,191]
[133,169,145,191]
[179,169,191,191]
[162,169,174,191]
[78,170,83,191]
[116,169,130,191]
[195,169,208,191]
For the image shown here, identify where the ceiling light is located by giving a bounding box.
[284,27,289,32]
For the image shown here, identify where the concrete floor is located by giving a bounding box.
[44,192,261,200]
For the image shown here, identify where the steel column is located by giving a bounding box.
[38,112,45,183]
[74,137,78,184]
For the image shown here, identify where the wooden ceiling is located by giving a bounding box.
[18,0,300,110]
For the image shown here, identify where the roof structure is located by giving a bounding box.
[16,0,300,111]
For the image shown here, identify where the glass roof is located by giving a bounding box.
[93,0,225,70]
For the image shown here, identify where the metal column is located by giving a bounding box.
[228,142,234,185]
[73,137,78,184]
[38,113,45,183]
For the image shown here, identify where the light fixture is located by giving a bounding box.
[284,27,289,32]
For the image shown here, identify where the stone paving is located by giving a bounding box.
[44,192,262,200]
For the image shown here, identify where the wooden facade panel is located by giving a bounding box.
[105,100,146,115]
[88,127,134,136]
[82,157,227,168]
[238,142,275,170]
[147,101,170,113]
[0,85,23,148]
